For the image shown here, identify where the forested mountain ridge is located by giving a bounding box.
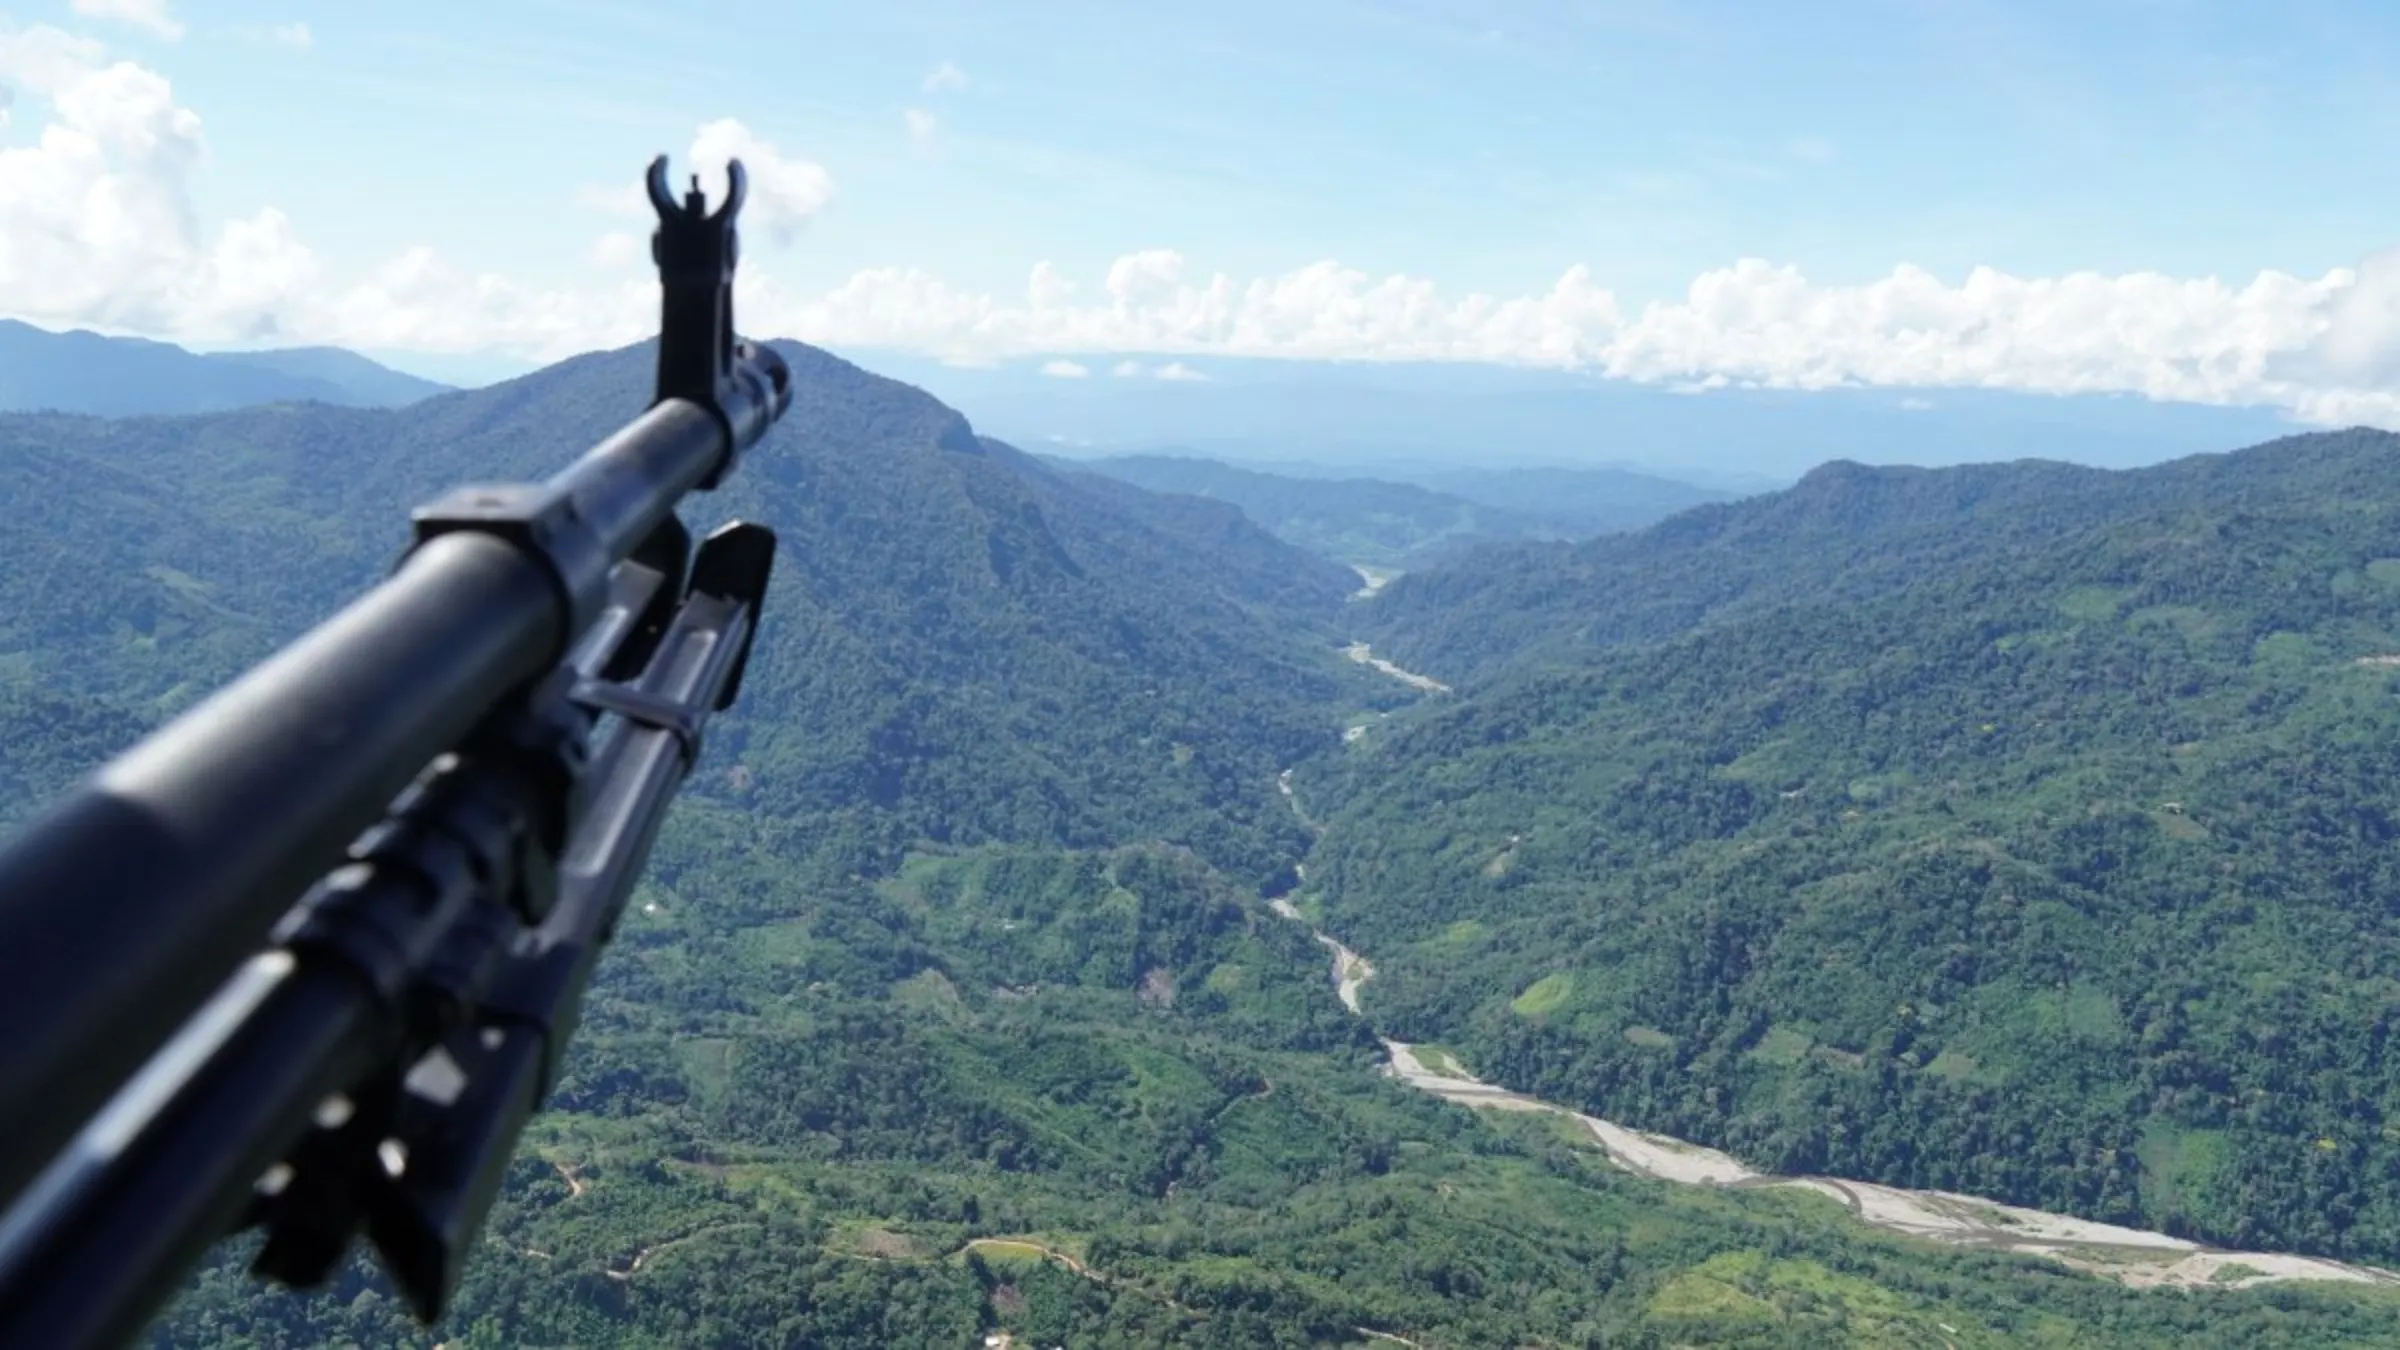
[989,443,1356,618]
[1406,462,1738,534]
[9,349,2400,1344]
[161,834,2400,1348]
[0,319,451,414]
[1361,431,2400,684]
[1056,453,1576,567]
[1056,453,1739,570]
[0,338,1371,882]
[201,346,455,407]
[1308,425,2400,1266]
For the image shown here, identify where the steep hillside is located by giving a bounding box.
[0,339,1367,883]
[1310,429,2400,1263]
[11,359,2400,1344]
[157,838,2400,1349]
[1362,433,2400,683]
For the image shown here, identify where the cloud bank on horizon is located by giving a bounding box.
[5,12,2400,425]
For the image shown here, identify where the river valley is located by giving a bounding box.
[1294,621,2400,1295]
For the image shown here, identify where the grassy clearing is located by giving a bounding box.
[1512,972,1574,1017]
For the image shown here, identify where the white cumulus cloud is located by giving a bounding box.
[1040,359,1089,378]
[0,24,733,359]
[764,254,1621,369]
[1028,260,1077,311]
[684,119,834,246]
[314,244,650,358]
[1106,249,1185,307]
[922,61,968,92]
[69,0,181,41]
[0,23,308,337]
[589,231,642,270]
[904,107,936,144]
[726,250,2397,422]
[1,24,105,89]
[1591,258,2349,412]
[10,23,2400,427]
[574,119,834,241]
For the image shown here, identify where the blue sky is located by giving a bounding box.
[9,0,2400,417]
[146,0,2400,295]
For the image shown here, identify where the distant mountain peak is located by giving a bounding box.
[1365,426,2400,684]
[1060,452,1730,569]
[0,320,452,415]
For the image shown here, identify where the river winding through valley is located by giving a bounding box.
[1285,634,2400,1294]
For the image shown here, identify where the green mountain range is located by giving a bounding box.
[0,320,453,415]
[1057,454,1732,569]
[1319,429,2400,1261]
[5,346,2400,1347]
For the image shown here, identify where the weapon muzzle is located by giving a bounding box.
[707,341,790,486]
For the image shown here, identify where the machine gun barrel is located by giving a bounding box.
[0,527,565,1211]
[0,153,791,1349]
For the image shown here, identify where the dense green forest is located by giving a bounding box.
[1314,428,2400,1265]
[6,345,2400,1345]
[0,341,1380,885]
[1358,444,2394,683]
[148,838,2400,1348]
